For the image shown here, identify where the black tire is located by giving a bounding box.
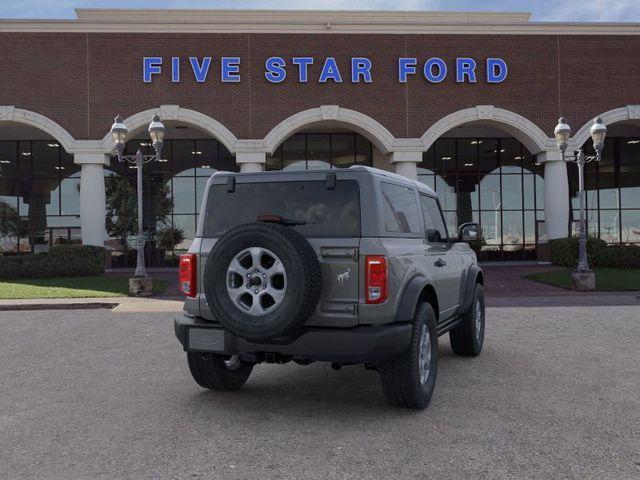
[449,283,485,357]
[204,222,321,342]
[187,352,253,390]
[379,302,438,409]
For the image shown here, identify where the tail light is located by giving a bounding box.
[179,254,197,297]
[365,255,387,304]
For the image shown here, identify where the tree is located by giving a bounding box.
[105,175,172,251]
[0,201,21,246]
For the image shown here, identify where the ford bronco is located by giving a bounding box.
[174,166,484,409]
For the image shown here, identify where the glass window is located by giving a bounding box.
[502,211,523,248]
[456,138,478,173]
[204,180,360,238]
[502,174,523,210]
[0,141,18,177]
[420,195,448,243]
[172,177,195,214]
[621,210,640,243]
[500,138,522,174]
[173,140,195,176]
[355,134,371,165]
[381,182,421,234]
[434,139,455,175]
[32,141,59,177]
[331,134,355,168]
[266,146,282,171]
[477,139,499,175]
[479,175,501,211]
[282,135,306,170]
[60,176,80,215]
[172,214,196,251]
[599,210,620,243]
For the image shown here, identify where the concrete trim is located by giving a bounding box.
[421,105,553,154]
[263,106,396,155]
[571,105,640,148]
[0,106,76,153]
[2,10,640,35]
[100,105,239,154]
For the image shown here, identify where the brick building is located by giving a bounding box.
[1,9,639,265]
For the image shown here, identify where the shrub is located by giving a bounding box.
[549,237,607,267]
[0,245,106,279]
[593,245,640,269]
[550,237,640,269]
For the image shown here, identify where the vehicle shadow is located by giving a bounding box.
[175,340,521,419]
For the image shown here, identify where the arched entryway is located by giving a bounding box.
[570,108,640,245]
[104,117,238,268]
[419,117,548,260]
[0,110,80,255]
[262,106,395,173]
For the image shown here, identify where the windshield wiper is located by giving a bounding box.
[256,214,307,226]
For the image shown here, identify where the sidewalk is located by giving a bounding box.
[0,296,184,312]
[1,265,638,312]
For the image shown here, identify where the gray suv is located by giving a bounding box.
[174,166,485,409]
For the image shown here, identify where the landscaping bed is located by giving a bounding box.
[526,268,640,291]
[0,276,169,299]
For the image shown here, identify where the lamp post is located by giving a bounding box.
[110,114,165,280]
[553,116,607,282]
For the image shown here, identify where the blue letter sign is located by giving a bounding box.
[142,55,508,84]
[189,57,211,83]
[265,56,287,83]
[487,58,508,83]
[143,57,162,83]
[319,57,343,83]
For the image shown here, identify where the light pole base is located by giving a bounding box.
[571,271,596,291]
[129,277,154,297]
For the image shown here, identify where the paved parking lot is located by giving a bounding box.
[1,305,639,480]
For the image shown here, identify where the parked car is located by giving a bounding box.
[174,166,485,409]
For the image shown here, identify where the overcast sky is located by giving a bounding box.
[1,0,639,22]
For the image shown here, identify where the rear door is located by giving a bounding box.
[420,195,462,319]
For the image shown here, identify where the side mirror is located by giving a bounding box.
[458,222,480,242]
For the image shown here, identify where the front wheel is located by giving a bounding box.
[379,302,438,409]
[449,283,485,356]
[187,352,254,390]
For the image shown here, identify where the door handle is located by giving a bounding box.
[434,258,447,267]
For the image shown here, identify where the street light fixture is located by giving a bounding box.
[553,116,607,278]
[110,113,165,280]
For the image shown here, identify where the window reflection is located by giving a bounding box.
[419,136,544,260]
[0,140,79,254]
[105,138,236,267]
[267,132,373,171]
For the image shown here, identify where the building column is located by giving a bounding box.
[390,151,422,180]
[236,151,266,173]
[75,152,110,246]
[538,151,569,239]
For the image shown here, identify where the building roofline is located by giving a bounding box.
[0,9,639,35]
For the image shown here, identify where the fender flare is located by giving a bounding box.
[459,265,483,314]
[395,275,431,323]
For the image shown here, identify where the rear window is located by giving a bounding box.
[203,180,360,237]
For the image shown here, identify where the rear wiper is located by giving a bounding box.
[256,214,306,226]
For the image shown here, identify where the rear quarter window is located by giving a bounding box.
[380,182,422,234]
[203,180,360,238]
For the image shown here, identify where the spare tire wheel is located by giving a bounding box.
[204,222,322,342]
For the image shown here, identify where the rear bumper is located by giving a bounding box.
[174,313,411,364]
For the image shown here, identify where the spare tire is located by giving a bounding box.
[204,222,321,342]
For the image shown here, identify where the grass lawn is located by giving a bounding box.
[526,268,640,291]
[0,276,170,299]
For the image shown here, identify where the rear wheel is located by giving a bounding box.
[187,352,254,390]
[379,302,438,409]
[449,283,485,356]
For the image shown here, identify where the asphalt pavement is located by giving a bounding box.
[1,306,639,480]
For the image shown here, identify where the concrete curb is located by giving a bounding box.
[0,302,119,312]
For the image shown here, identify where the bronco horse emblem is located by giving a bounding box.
[336,268,351,285]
